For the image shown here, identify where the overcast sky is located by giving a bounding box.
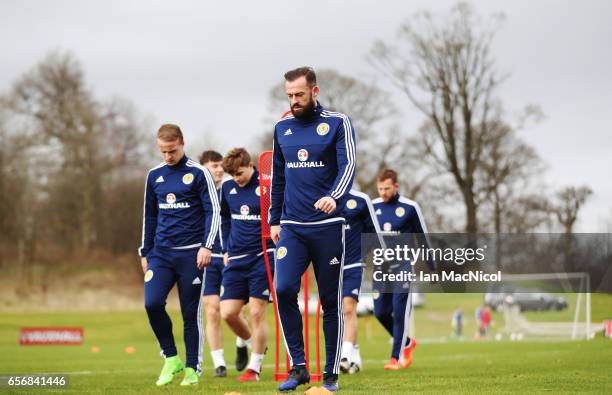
[1,0,611,231]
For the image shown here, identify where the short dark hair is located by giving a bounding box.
[222,148,252,175]
[284,67,317,87]
[377,168,398,184]
[199,150,223,165]
[157,124,183,143]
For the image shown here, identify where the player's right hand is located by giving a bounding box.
[270,225,281,244]
[197,247,212,269]
[140,257,148,273]
[314,196,336,214]
[223,252,229,266]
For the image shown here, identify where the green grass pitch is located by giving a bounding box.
[1,293,611,394]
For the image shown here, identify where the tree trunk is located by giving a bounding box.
[494,191,502,235]
[463,187,478,233]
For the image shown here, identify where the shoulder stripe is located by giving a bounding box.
[187,160,221,249]
[216,187,224,248]
[362,192,387,250]
[335,113,356,198]
[321,111,356,199]
[188,160,220,248]
[398,196,429,233]
[147,161,166,173]
[348,189,386,248]
[372,197,383,204]
[398,196,418,206]
[348,189,369,200]
[274,113,295,126]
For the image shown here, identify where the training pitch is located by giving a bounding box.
[1,293,611,394]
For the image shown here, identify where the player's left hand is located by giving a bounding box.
[314,196,336,214]
[197,247,212,269]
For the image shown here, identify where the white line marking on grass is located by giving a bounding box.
[38,371,93,375]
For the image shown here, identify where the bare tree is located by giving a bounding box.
[5,51,150,253]
[552,186,593,233]
[0,99,44,280]
[370,3,514,232]
[7,52,100,250]
[502,195,553,233]
[478,106,546,233]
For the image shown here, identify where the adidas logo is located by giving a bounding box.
[192,277,201,285]
[375,209,382,215]
[329,257,340,265]
[230,188,237,195]
[352,288,359,295]
[345,224,351,230]
[262,289,270,296]
[156,176,165,183]
[284,129,293,136]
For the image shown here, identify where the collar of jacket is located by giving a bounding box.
[167,154,188,169]
[386,193,400,205]
[294,101,325,123]
[248,168,259,188]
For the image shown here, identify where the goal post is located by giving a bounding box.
[495,272,601,341]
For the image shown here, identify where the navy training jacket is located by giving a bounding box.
[270,102,356,226]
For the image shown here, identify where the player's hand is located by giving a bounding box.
[141,257,148,273]
[314,196,336,214]
[223,252,229,267]
[197,247,212,269]
[271,225,281,244]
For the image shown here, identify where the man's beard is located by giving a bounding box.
[291,98,316,119]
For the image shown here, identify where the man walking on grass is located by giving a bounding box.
[139,124,220,386]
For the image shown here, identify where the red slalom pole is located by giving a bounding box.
[304,271,310,373]
[258,150,321,381]
[314,298,321,380]
[258,151,288,381]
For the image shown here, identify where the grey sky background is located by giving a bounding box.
[2,0,611,231]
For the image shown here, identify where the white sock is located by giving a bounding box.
[236,336,252,348]
[341,341,353,361]
[210,349,225,368]
[247,352,264,373]
[352,344,362,366]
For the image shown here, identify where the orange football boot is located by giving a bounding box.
[383,358,401,370]
[400,337,417,368]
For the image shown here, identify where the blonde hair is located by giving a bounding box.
[157,124,183,143]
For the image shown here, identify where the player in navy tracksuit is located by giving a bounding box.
[139,125,220,386]
[372,169,432,371]
[219,148,276,382]
[270,67,356,392]
[339,189,384,374]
